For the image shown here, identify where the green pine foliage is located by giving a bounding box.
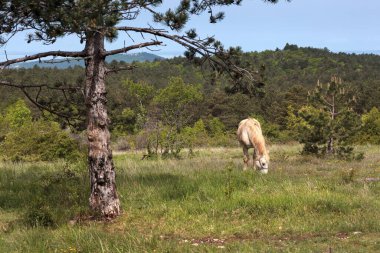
[287,77,362,158]
[287,105,331,154]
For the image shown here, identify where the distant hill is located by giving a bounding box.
[11,52,165,69]
[345,50,380,55]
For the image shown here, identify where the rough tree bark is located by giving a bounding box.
[84,32,120,218]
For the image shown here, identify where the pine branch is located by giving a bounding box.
[103,41,163,57]
[0,80,81,125]
[105,65,137,75]
[0,80,82,92]
[0,50,87,68]
[42,56,91,64]
[116,26,256,81]
[0,80,83,127]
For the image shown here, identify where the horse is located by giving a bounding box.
[237,118,270,173]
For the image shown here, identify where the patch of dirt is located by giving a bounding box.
[336,232,349,239]
[178,236,226,246]
[161,231,360,247]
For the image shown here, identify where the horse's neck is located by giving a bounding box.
[252,135,266,157]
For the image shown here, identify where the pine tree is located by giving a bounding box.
[309,76,358,154]
[288,76,361,157]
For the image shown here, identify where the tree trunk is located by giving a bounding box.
[84,32,120,218]
[327,137,334,154]
[327,101,335,155]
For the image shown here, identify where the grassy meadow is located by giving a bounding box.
[0,144,379,252]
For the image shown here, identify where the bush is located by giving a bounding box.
[181,119,208,152]
[356,107,380,144]
[1,120,83,162]
[287,105,361,157]
[207,117,225,137]
[24,204,55,228]
[23,165,88,227]
[0,99,32,142]
[3,99,32,129]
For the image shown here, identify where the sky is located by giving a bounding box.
[1,0,380,61]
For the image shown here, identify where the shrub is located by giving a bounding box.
[207,117,225,137]
[1,120,82,162]
[287,105,360,157]
[3,99,32,129]
[356,107,380,144]
[181,119,208,153]
[24,204,55,228]
[0,99,32,142]
[24,165,88,227]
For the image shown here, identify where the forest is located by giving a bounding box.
[1,44,380,160]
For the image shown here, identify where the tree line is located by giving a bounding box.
[1,44,380,132]
[1,45,380,159]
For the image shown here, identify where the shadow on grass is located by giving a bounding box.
[0,164,89,226]
[123,173,200,201]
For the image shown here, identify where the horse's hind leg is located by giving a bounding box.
[243,146,249,171]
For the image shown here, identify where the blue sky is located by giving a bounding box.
[1,0,380,60]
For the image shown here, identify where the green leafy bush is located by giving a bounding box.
[181,119,208,154]
[0,100,83,161]
[205,117,234,146]
[356,107,380,144]
[140,77,204,158]
[23,165,88,227]
[24,204,55,228]
[207,117,225,137]
[249,114,292,143]
[3,99,32,129]
[1,120,82,162]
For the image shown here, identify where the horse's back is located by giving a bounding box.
[237,118,263,147]
[238,118,262,132]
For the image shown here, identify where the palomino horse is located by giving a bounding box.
[237,118,270,173]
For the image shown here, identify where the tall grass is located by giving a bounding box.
[0,145,379,252]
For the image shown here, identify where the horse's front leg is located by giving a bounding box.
[253,148,258,169]
[243,146,249,171]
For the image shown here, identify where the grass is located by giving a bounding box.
[0,144,379,252]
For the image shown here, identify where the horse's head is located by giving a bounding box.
[255,154,269,174]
